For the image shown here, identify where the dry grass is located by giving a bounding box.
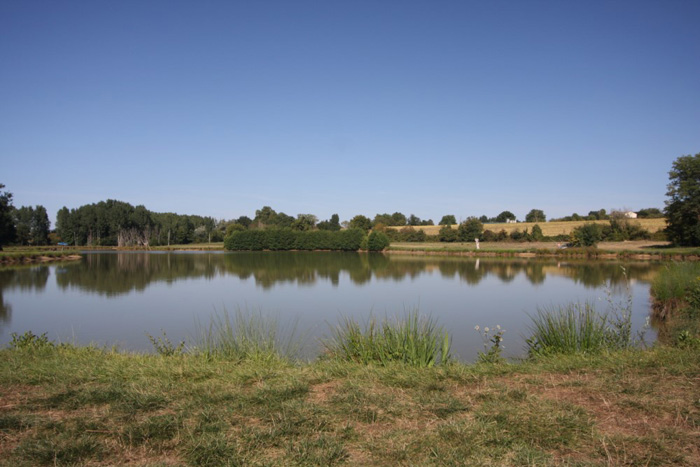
[415,218,666,236]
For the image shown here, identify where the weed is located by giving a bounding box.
[8,331,54,350]
[474,325,506,363]
[146,329,185,356]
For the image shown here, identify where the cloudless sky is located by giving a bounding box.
[2,0,699,225]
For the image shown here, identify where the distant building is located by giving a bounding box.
[623,211,638,219]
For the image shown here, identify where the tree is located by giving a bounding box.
[457,217,483,241]
[349,215,372,233]
[495,211,516,223]
[292,214,317,231]
[438,225,458,242]
[637,208,663,219]
[439,215,456,225]
[525,209,546,223]
[665,153,700,246]
[318,214,341,231]
[0,184,16,249]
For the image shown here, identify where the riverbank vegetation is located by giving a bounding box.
[1,264,699,465]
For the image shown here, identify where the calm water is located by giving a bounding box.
[0,252,661,361]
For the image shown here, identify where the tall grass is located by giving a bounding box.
[192,308,302,363]
[323,309,451,367]
[526,303,610,356]
[650,262,700,302]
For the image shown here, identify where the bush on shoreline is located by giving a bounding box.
[224,228,366,251]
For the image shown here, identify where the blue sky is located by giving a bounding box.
[2,0,699,226]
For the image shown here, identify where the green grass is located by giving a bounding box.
[322,309,451,367]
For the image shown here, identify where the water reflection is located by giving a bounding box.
[35,252,662,295]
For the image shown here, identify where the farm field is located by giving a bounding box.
[413,218,666,236]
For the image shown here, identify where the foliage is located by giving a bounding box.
[438,225,458,242]
[650,262,700,302]
[8,331,55,350]
[664,152,700,246]
[317,214,341,231]
[407,214,433,226]
[586,209,609,220]
[439,215,456,225]
[323,310,451,367]
[291,213,318,231]
[224,228,365,251]
[494,211,516,223]
[474,325,506,364]
[373,212,408,227]
[525,209,546,223]
[636,207,664,218]
[146,330,185,357]
[0,183,16,249]
[348,215,372,232]
[12,205,51,246]
[366,231,390,251]
[570,223,603,247]
[530,224,544,241]
[457,217,483,241]
[602,215,651,241]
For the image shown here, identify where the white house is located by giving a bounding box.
[623,211,638,219]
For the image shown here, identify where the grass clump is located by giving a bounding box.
[323,309,451,367]
[650,261,700,302]
[193,308,302,363]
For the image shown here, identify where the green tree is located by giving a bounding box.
[0,184,16,249]
[317,214,341,231]
[457,217,483,241]
[530,224,544,241]
[349,215,372,233]
[495,211,516,223]
[525,209,546,223]
[292,214,317,231]
[367,231,390,251]
[665,153,700,246]
[637,207,663,219]
[439,215,456,225]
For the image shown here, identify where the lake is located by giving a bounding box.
[0,251,661,361]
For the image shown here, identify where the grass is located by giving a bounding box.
[0,344,698,465]
[322,309,451,367]
[651,262,700,302]
[191,308,303,363]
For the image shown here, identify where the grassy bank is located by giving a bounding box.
[0,344,697,466]
[0,248,82,265]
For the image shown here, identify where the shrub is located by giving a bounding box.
[530,224,544,241]
[570,223,603,247]
[367,232,390,251]
[438,225,457,242]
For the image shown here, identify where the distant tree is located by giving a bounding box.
[458,217,484,241]
[586,209,608,221]
[318,214,341,231]
[637,208,663,219]
[407,214,421,226]
[225,223,246,237]
[349,215,372,233]
[479,215,489,223]
[439,215,457,225]
[665,153,700,246]
[254,206,277,228]
[0,184,16,249]
[367,231,390,251]
[390,212,407,226]
[495,211,516,223]
[292,214,317,231]
[235,216,253,228]
[525,209,546,223]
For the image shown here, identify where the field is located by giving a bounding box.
[414,218,667,236]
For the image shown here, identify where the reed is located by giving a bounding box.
[323,309,451,367]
